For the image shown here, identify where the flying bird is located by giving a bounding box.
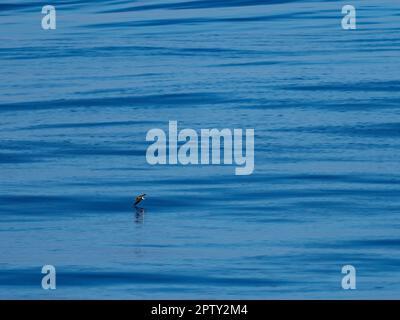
[134,194,146,206]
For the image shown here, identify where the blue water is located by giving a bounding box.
[1,0,400,299]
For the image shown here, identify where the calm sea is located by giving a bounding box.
[1,0,400,299]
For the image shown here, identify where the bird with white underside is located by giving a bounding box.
[134,194,146,207]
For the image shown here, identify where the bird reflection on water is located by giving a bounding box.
[134,207,145,224]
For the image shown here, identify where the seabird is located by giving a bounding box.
[134,194,146,206]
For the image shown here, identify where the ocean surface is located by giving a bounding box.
[1,0,400,299]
